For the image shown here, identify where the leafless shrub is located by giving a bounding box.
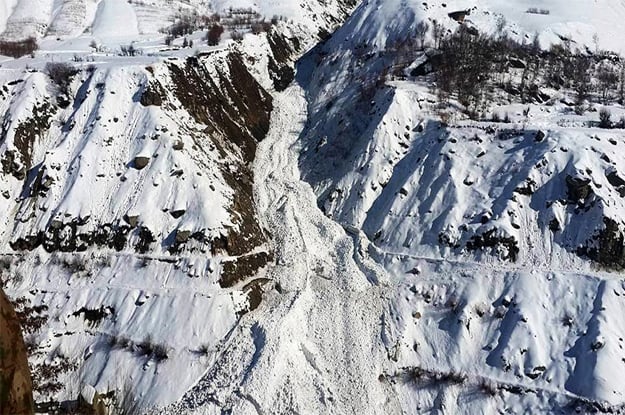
[206,24,225,46]
[526,7,550,15]
[112,380,141,415]
[45,62,79,91]
[152,343,169,362]
[230,30,244,42]
[599,108,613,128]
[135,335,169,362]
[194,343,211,356]
[479,378,499,396]
[119,44,139,56]
[110,335,132,350]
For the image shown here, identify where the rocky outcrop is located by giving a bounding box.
[133,156,150,170]
[566,175,593,203]
[0,289,33,415]
[580,217,625,269]
[139,81,165,107]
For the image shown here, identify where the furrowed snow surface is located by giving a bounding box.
[162,83,395,415]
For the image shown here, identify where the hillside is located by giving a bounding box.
[3,0,625,414]
[295,0,625,412]
[0,0,357,412]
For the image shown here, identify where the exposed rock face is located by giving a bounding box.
[582,217,625,269]
[0,289,33,415]
[139,81,165,107]
[566,175,593,203]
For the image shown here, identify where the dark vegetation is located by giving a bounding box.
[432,26,625,118]
[45,62,79,95]
[0,37,38,58]
[1,101,54,180]
[163,8,284,46]
[9,295,77,399]
[383,20,625,124]
[109,334,169,363]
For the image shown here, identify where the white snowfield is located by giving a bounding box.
[337,0,625,53]
[3,0,625,414]
[0,0,348,42]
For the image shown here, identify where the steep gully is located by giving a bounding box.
[165,74,401,413]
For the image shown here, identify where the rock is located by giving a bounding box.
[0,289,34,415]
[466,228,519,261]
[139,82,164,107]
[508,57,527,69]
[79,383,108,415]
[170,209,186,219]
[123,214,139,228]
[172,140,184,151]
[135,226,155,254]
[530,89,551,103]
[50,219,64,229]
[1,150,26,180]
[514,178,536,195]
[566,175,592,203]
[133,156,150,170]
[448,10,470,22]
[534,130,546,142]
[175,229,192,243]
[80,384,96,405]
[549,218,561,232]
[606,169,625,196]
[584,217,625,268]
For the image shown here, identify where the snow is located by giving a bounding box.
[330,0,625,53]
[292,0,625,412]
[162,80,392,415]
[4,0,625,413]
[0,0,18,34]
[91,0,139,39]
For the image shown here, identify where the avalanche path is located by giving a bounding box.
[162,82,400,414]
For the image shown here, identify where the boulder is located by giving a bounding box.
[133,156,150,170]
[170,209,186,219]
[175,229,192,243]
[123,214,139,228]
[566,175,592,202]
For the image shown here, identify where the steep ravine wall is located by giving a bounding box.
[0,287,33,415]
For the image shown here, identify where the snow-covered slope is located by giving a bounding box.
[6,0,625,414]
[291,0,625,412]
[328,0,625,53]
[0,0,355,41]
[0,43,276,409]
[0,0,358,412]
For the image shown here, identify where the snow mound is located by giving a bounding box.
[91,0,139,39]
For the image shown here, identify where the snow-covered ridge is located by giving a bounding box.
[334,0,625,53]
[291,0,625,412]
[0,0,355,42]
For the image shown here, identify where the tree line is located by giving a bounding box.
[397,22,625,122]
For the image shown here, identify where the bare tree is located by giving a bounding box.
[415,21,429,49]
[597,63,618,103]
[206,24,224,46]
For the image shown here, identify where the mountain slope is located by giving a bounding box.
[292,0,625,412]
[4,0,625,414]
[0,1,357,411]
[0,0,355,42]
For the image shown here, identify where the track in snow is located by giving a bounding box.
[164,82,399,414]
